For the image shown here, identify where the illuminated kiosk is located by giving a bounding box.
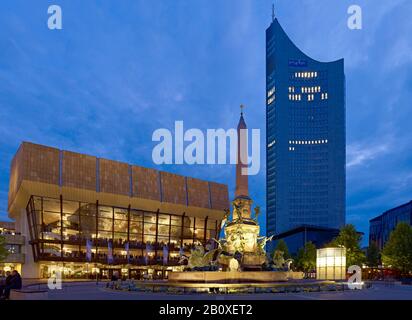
[316,247,346,280]
[168,107,303,283]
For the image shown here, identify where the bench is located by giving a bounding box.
[9,289,48,300]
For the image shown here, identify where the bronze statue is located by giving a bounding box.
[254,206,260,221]
[233,202,243,222]
[220,208,230,230]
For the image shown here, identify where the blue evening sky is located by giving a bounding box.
[1,0,411,246]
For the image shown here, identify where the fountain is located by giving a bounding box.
[216,202,269,271]
[168,106,303,284]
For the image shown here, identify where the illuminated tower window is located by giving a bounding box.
[267,86,275,97]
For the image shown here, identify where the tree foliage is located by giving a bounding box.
[382,222,412,274]
[272,250,285,269]
[366,241,380,268]
[273,239,291,260]
[328,224,366,266]
[0,236,9,262]
[294,241,316,272]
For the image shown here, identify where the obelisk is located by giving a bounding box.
[233,105,252,219]
[221,105,265,269]
[235,105,249,198]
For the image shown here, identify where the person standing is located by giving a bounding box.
[1,270,22,300]
[0,271,12,298]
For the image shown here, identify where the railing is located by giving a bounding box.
[33,237,200,251]
[4,253,25,263]
[37,254,181,266]
[3,233,25,245]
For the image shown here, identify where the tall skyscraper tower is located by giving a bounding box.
[266,18,346,241]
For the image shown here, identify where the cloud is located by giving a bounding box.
[383,36,412,70]
[347,170,412,225]
[1,0,412,244]
[346,142,390,168]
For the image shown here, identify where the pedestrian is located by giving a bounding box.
[0,271,12,298]
[1,270,22,300]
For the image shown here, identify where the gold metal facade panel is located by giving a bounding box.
[7,143,229,222]
[160,172,187,205]
[99,159,130,196]
[209,182,230,210]
[22,143,60,185]
[8,145,24,210]
[8,142,59,210]
[131,165,160,201]
[186,178,210,209]
[62,151,96,191]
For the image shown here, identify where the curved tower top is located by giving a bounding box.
[267,18,344,66]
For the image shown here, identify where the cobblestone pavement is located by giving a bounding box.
[33,282,412,300]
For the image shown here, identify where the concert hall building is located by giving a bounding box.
[8,142,228,279]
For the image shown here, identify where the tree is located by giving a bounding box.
[294,241,316,273]
[328,224,366,267]
[366,241,380,268]
[273,239,291,260]
[382,222,412,275]
[0,236,9,262]
[272,250,285,269]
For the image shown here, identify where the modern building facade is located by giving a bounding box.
[369,200,412,250]
[8,142,229,279]
[0,221,25,274]
[271,225,340,256]
[266,18,346,250]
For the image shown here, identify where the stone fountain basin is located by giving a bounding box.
[168,271,304,283]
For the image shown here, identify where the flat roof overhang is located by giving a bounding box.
[8,180,226,221]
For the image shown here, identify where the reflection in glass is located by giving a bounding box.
[26,195,220,268]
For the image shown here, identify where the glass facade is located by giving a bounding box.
[369,200,412,250]
[271,225,340,256]
[26,195,219,269]
[266,19,346,240]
